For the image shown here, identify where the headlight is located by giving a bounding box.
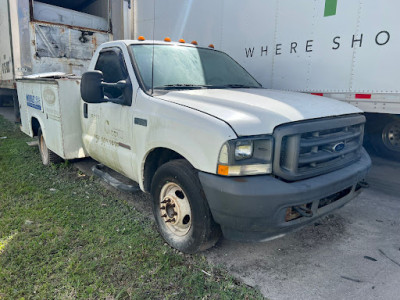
[235,140,253,160]
[217,136,274,176]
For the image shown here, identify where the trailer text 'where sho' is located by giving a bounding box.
[244,30,391,57]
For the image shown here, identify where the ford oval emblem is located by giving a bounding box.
[332,142,345,152]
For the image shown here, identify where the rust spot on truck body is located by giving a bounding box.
[233,178,247,182]
[31,20,110,34]
[92,35,97,47]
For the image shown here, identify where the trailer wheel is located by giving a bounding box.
[369,115,400,161]
[38,128,63,166]
[150,159,221,253]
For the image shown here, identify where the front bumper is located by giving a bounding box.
[198,148,371,242]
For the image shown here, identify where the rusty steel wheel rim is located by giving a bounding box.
[159,182,192,237]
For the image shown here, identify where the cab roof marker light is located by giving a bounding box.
[179,39,186,43]
[138,36,145,41]
[164,37,171,42]
[191,40,198,45]
[208,44,215,49]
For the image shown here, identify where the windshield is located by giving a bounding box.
[129,44,261,91]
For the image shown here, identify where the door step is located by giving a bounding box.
[92,164,140,193]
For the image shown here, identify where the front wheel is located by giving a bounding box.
[38,127,63,165]
[151,159,221,253]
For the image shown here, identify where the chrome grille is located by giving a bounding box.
[273,115,365,181]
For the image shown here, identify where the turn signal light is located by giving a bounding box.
[217,165,229,176]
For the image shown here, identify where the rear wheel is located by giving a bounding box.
[367,115,400,161]
[13,95,20,123]
[38,127,63,165]
[151,159,221,253]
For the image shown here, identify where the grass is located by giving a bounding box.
[0,117,263,299]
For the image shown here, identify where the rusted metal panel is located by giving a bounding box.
[34,23,109,60]
[1,0,114,86]
[31,22,110,76]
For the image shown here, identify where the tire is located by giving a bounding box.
[13,96,20,123]
[150,159,221,253]
[367,115,400,161]
[38,127,63,166]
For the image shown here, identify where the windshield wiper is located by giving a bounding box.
[153,84,212,90]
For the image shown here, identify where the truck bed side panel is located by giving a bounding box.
[17,78,86,160]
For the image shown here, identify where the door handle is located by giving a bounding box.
[83,103,88,118]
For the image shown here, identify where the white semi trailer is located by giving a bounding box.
[132,0,400,160]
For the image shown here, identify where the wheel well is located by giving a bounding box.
[31,118,40,137]
[143,148,184,192]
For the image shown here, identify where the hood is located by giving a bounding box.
[157,88,362,136]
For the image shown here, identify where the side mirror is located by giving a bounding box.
[81,71,105,103]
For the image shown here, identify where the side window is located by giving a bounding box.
[95,48,129,99]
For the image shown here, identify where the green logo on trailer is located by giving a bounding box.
[324,0,337,17]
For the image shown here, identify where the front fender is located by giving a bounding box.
[133,91,236,189]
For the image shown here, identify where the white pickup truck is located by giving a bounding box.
[18,40,371,253]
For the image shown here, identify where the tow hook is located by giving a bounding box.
[357,180,370,189]
[355,180,369,191]
[293,205,313,218]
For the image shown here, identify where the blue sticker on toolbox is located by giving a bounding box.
[27,94,41,110]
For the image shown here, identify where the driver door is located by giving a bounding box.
[89,47,135,178]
